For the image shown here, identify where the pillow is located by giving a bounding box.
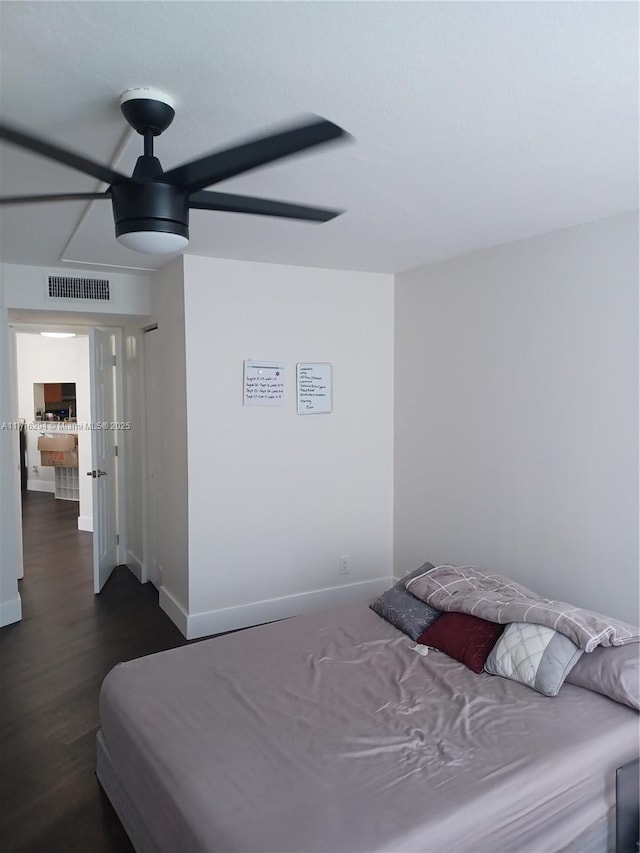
[484,622,583,696]
[399,562,436,587]
[370,563,440,641]
[417,611,504,674]
[565,642,639,710]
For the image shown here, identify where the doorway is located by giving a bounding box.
[11,319,125,600]
[14,329,92,530]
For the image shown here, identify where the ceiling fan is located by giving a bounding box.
[0,88,348,254]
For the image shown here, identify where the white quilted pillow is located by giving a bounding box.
[484,622,583,697]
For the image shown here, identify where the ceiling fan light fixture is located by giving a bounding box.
[116,229,189,254]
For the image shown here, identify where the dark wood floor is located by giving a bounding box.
[0,491,189,853]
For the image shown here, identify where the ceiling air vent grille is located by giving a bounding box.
[47,275,110,301]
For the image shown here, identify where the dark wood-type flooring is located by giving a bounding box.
[0,491,189,853]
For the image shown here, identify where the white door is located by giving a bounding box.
[143,327,160,586]
[89,327,118,593]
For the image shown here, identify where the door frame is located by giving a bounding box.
[139,325,155,587]
[140,323,158,588]
[8,325,24,580]
[113,326,127,567]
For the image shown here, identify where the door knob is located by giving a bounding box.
[86,471,95,477]
[86,470,108,477]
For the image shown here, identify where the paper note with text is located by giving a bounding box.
[296,363,332,414]
[243,360,285,407]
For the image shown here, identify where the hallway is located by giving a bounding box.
[0,491,187,853]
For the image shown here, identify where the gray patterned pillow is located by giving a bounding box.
[370,563,440,641]
[485,622,583,697]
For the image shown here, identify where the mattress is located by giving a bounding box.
[98,602,639,853]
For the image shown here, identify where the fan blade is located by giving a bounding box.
[164,117,347,193]
[189,190,341,222]
[0,121,126,185]
[0,191,111,206]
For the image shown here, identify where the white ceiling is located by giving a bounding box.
[0,1,637,275]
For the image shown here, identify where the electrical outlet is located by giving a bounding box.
[338,555,350,575]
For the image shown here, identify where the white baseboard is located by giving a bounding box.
[0,594,22,627]
[27,480,55,494]
[158,586,189,637]
[77,515,93,532]
[185,577,393,641]
[126,551,143,583]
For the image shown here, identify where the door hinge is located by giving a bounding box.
[116,533,120,545]
[112,354,117,366]
[114,445,119,457]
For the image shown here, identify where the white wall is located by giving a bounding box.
[394,212,639,625]
[182,256,394,637]
[1,263,150,315]
[15,333,92,529]
[148,258,189,622]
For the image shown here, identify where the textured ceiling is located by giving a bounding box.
[0,1,637,274]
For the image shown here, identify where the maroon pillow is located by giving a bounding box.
[417,612,504,674]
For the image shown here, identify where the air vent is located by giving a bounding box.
[47,275,110,301]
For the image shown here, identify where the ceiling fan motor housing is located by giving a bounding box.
[111,180,189,240]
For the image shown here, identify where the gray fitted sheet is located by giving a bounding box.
[98,602,640,853]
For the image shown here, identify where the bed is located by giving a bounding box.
[97,598,639,853]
